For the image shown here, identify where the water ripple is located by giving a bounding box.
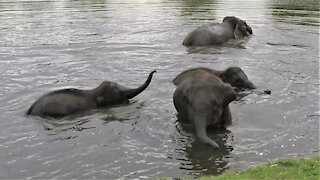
[0,0,319,179]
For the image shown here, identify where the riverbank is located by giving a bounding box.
[200,156,319,180]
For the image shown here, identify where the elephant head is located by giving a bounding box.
[93,70,157,107]
[219,67,256,89]
[223,16,253,38]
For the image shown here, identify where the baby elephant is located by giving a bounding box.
[173,69,236,149]
[27,70,156,118]
[173,66,256,90]
[182,16,253,46]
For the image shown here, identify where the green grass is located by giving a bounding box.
[200,156,320,180]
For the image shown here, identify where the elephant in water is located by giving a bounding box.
[27,70,156,118]
[173,66,256,90]
[173,69,236,149]
[182,16,253,46]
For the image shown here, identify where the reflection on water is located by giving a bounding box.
[0,0,319,179]
[180,0,217,21]
[269,0,320,26]
[177,124,233,176]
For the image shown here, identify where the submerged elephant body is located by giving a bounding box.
[27,70,156,118]
[173,69,236,149]
[182,16,252,46]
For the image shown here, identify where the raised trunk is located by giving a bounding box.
[124,70,156,99]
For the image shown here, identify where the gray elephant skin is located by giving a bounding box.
[27,70,156,118]
[182,16,253,46]
[173,69,236,149]
[173,66,256,90]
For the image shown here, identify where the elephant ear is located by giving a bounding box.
[222,83,236,106]
[234,21,248,39]
[234,26,244,39]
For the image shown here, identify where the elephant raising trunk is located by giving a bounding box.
[27,70,157,118]
[124,70,157,99]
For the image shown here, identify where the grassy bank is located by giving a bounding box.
[201,156,320,180]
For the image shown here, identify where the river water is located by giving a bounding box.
[0,0,319,179]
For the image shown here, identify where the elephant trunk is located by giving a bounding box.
[247,82,256,89]
[124,70,156,99]
[194,115,220,149]
[247,25,253,34]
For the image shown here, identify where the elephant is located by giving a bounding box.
[173,69,236,149]
[182,16,253,46]
[173,66,256,90]
[26,70,156,118]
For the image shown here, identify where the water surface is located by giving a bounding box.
[0,0,319,179]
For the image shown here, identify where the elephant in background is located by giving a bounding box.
[173,66,256,90]
[173,69,236,149]
[27,70,156,119]
[182,16,253,46]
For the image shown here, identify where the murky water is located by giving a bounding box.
[0,0,319,179]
